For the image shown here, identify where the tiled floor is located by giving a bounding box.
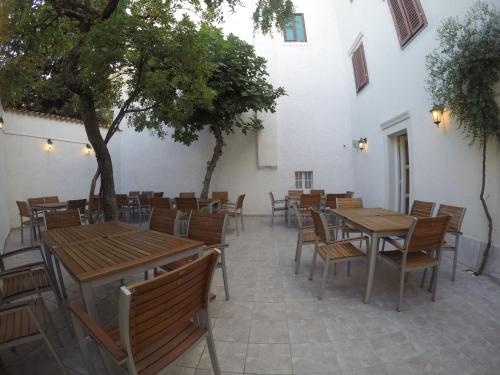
[2,216,500,375]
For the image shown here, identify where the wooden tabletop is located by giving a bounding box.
[331,208,413,234]
[47,224,204,283]
[31,202,68,210]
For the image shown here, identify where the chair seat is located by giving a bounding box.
[0,298,46,345]
[104,320,206,375]
[302,231,317,243]
[318,242,365,261]
[380,250,438,270]
[1,269,51,299]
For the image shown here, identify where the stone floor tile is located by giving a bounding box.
[249,320,289,344]
[290,342,341,374]
[244,343,292,375]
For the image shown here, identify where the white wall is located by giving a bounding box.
[1,110,116,226]
[0,105,11,247]
[332,0,500,274]
[117,0,356,215]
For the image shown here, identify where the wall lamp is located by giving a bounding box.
[430,104,445,126]
[357,137,367,151]
[0,116,4,129]
[46,138,53,152]
[85,143,92,155]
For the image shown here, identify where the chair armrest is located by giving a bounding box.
[382,237,405,251]
[331,236,369,246]
[0,299,33,313]
[69,303,127,362]
[203,243,228,250]
[1,246,43,259]
[6,261,47,273]
[0,266,43,279]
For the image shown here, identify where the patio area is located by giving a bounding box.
[2,216,500,375]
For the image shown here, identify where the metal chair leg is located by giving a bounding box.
[318,260,330,300]
[452,235,461,282]
[420,269,427,288]
[397,268,406,312]
[204,311,221,375]
[234,215,239,236]
[220,249,230,301]
[309,247,318,281]
[431,264,440,301]
[295,241,303,275]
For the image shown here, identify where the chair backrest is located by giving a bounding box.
[310,189,325,196]
[212,191,228,204]
[235,194,245,210]
[336,197,363,209]
[405,215,451,253]
[129,191,140,197]
[27,197,45,207]
[187,212,227,246]
[325,193,346,209]
[293,206,313,229]
[45,209,82,230]
[436,204,466,234]
[288,190,303,200]
[138,193,150,206]
[149,208,179,235]
[269,192,275,204]
[43,196,59,203]
[119,251,219,370]
[153,192,164,198]
[175,197,199,213]
[310,210,332,244]
[346,191,355,198]
[141,191,154,198]
[179,192,195,198]
[410,200,435,218]
[300,194,321,209]
[150,197,171,210]
[16,201,31,218]
[67,199,87,213]
[116,194,129,208]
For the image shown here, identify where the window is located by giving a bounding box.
[295,171,313,189]
[284,14,307,42]
[351,42,369,92]
[388,0,427,47]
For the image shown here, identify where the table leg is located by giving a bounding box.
[364,232,379,304]
[42,243,63,300]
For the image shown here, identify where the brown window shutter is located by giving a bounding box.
[352,43,369,93]
[388,0,427,47]
[401,0,427,34]
[388,0,412,46]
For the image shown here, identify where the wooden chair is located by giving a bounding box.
[162,212,230,300]
[45,209,82,230]
[67,199,87,217]
[336,198,363,239]
[84,196,103,224]
[150,197,171,210]
[299,194,321,210]
[0,298,67,374]
[410,200,436,218]
[325,193,346,210]
[16,201,43,244]
[288,190,303,201]
[138,193,151,222]
[153,192,164,198]
[43,196,60,203]
[70,251,221,375]
[27,197,45,219]
[175,197,199,213]
[179,192,196,198]
[116,194,130,221]
[346,191,355,198]
[141,191,154,198]
[294,207,317,274]
[212,192,228,205]
[149,208,180,235]
[310,189,325,196]
[129,191,140,197]
[309,210,368,299]
[269,192,288,226]
[379,215,451,311]
[221,194,245,236]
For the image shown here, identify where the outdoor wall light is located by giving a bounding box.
[0,116,4,129]
[357,137,367,151]
[46,139,53,152]
[85,143,92,155]
[430,105,445,126]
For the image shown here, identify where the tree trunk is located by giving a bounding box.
[87,168,101,224]
[201,127,224,199]
[476,138,493,275]
[81,94,117,221]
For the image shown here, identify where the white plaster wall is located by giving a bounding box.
[0,105,11,247]
[117,0,355,214]
[332,0,500,273]
[1,110,117,226]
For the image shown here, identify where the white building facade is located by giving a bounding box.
[0,0,498,276]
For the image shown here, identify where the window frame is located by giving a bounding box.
[284,13,307,43]
[387,0,427,47]
[295,171,313,189]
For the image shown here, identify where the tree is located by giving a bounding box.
[0,0,293,220]
[133,25,285,198]
[426,2,500,275]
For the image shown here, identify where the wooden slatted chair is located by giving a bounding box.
[45,209,82,230]
[346,191,355,198]
[138,193,151,222]
[379,215,451,311]
[175,197,199,213]
[294,207,317,274]
[43,196,60,203]
[27,197,45,219]
[67,199,87,219]
[221,194,245,236]
[70,251,221,375]
[150,197,171,210]
[310,189,325,196]
[299,194,321,211]
[116,194,130,221]
[308,210,368,300]
[269,192,288,226]
[149,208,180,235]
[161,212,230,300]
[141,191,154,198]
[211,192,228,205]
[16,201,43,244]
[84,196,103,224]
[325,193,346,210]
[153,192,164,198]
[179,192,196,198]
[0,298,67,374]
[336,198,363,239]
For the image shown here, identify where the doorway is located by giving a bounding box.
[396,133,410,214]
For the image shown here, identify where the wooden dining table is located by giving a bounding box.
[329,207,414,303]
[42,221,204,321]
[31,201,68,211]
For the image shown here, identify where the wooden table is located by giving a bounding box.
[329,208,413,303]
[42,222,204,320]
[31,202,68,211]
